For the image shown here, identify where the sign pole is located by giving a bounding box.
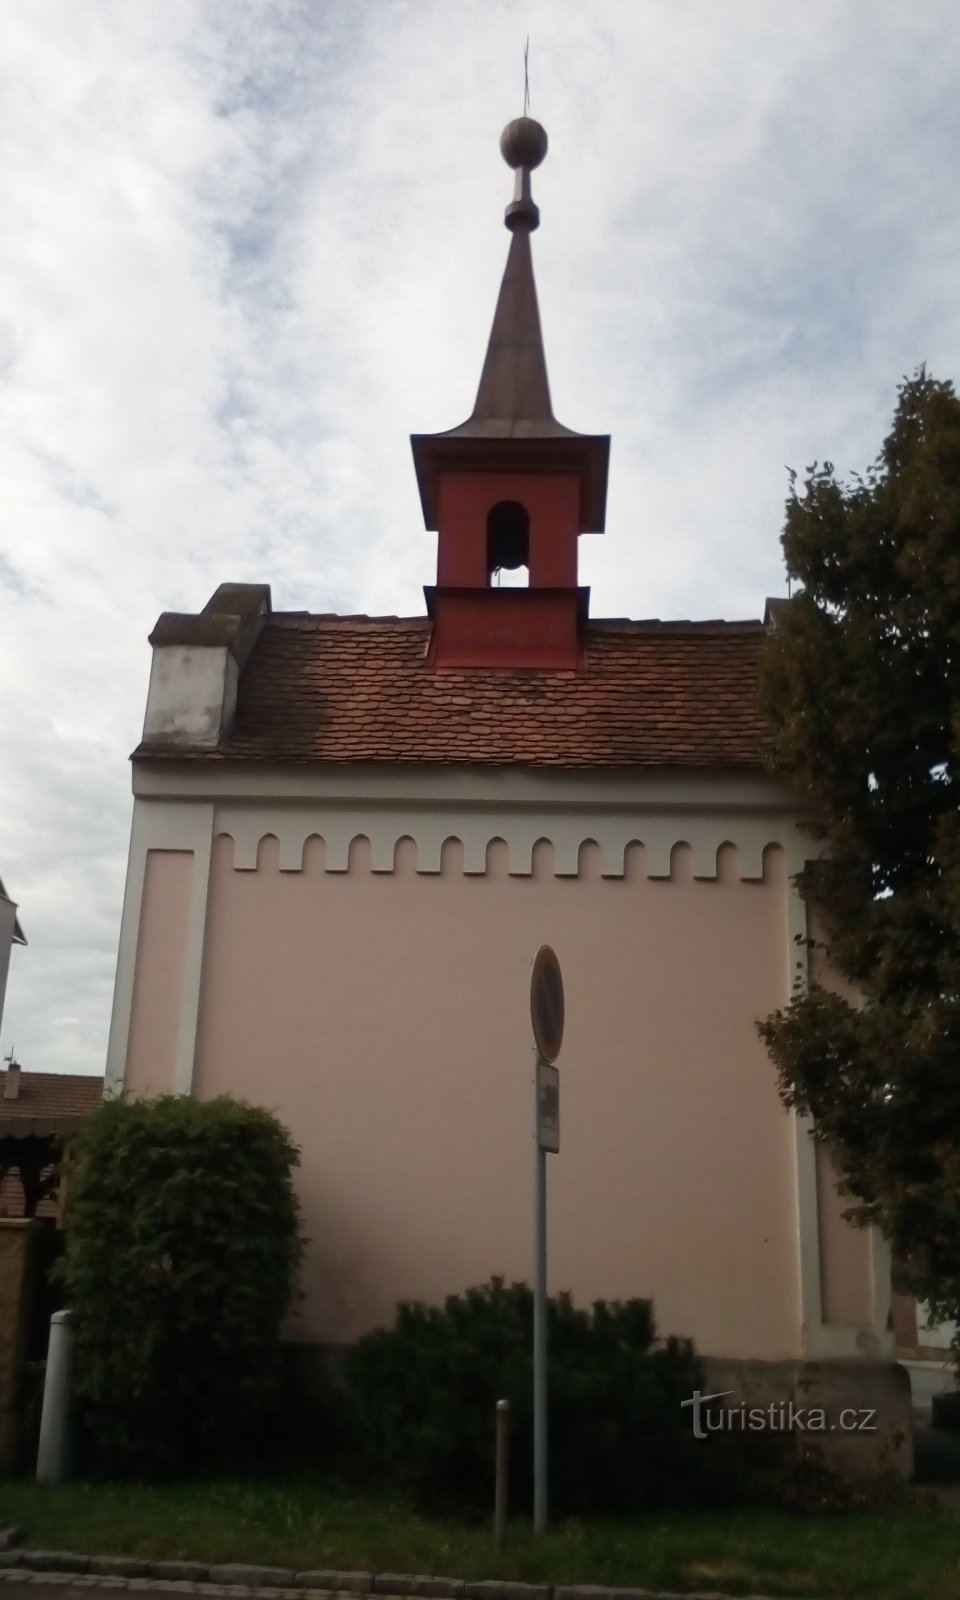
[529,945,562,1539]
[533,1044,548,1534]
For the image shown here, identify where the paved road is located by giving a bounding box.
[0,1589,273,1600]
[903,1358,956,1416]
[0,1579,327,1600]
[2,1591,146,1600]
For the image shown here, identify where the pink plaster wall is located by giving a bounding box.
[808,905,876,1326]
[125,849,193,1097]
[189,832,805,1360]
[816,1143,873,1326]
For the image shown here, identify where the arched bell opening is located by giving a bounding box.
[486,500,530,587]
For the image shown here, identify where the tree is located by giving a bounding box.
[60,1094,303,1476]
[758,370,960,1336]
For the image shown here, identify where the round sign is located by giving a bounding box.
[531,945,564,1063]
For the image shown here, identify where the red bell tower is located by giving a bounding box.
[411,117,609,671]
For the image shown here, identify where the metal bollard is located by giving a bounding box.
[37,1309,74,1483]
[494,1398,510,1548]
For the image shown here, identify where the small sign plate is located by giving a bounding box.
[537,1058,560,1153]
[530,945,564,1064]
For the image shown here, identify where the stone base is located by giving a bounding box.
[701,1355,913,1479]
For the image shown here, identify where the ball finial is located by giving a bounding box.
[500,117,548,171]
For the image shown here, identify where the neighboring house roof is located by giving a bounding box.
[0,1070,104,1138]
[0,874,26,944]
[135,613,769,768]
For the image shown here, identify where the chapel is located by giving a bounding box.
[106,118,907,1462]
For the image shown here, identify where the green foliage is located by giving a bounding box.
[60,1094,303,1477]
[343,1277,731,1516]
[758,369,960,1334]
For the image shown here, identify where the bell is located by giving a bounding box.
[487,501,529,573]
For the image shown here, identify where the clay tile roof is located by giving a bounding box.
[0,1071,104,1137]
[135,613,769,769]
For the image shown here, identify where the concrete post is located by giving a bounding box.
[37,1309,74,1483]
[494,1398,510,1548]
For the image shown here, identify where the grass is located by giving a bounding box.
[0,1477,959,1600]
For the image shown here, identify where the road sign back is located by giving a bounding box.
[530,945,564,1063]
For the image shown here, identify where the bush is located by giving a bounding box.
[60,1094,303,1478]
[343,1277,736,1516]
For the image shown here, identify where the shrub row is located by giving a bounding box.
[342,1277,740,1515]
[60,1096,770,1511]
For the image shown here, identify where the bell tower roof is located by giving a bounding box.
[411,117,609,534]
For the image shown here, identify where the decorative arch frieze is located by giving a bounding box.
[210,807,792,882]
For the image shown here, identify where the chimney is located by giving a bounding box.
[142,583,272,749]
[3,1058,21,1101]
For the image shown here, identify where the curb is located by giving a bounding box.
[0,1546,816,1600]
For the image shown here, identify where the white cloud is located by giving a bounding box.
[1,0,959,1070]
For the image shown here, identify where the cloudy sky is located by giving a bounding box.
[1,0,959,1076]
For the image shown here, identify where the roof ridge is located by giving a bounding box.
[271,613,431,629]
[267,613,763,633]
[15,1069,105,1082]
[587,618,763,634]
